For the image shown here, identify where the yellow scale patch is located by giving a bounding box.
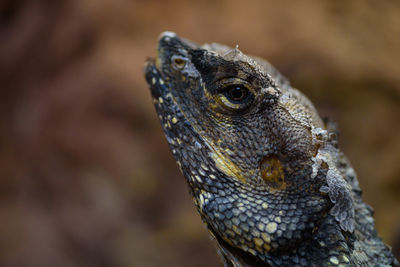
[211,150,247,183]
[253,237,264,253]
[160,79,247,184]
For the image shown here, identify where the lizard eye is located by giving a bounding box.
[225,85,250,103]
[216,83,254,111]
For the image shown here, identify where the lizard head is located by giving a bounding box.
[145,32,354,263]
[145,31,325,188]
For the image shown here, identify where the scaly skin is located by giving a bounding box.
[144,32,398,267]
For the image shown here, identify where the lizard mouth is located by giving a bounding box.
[144,32,178,100]
[144,58,166,100]
[144,56,188,135]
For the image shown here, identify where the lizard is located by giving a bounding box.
[144,31,398,267]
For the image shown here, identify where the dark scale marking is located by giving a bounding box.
[144,32,398,267]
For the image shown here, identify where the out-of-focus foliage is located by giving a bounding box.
[0,0,399,266]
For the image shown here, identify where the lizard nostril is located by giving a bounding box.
[171,55,187,70]
[173,58,186,68]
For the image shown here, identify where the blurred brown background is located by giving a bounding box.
[1,0,399,266]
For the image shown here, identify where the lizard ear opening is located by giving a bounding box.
[260,155,287,191]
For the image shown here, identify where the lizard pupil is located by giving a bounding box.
[227,85,248,102]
